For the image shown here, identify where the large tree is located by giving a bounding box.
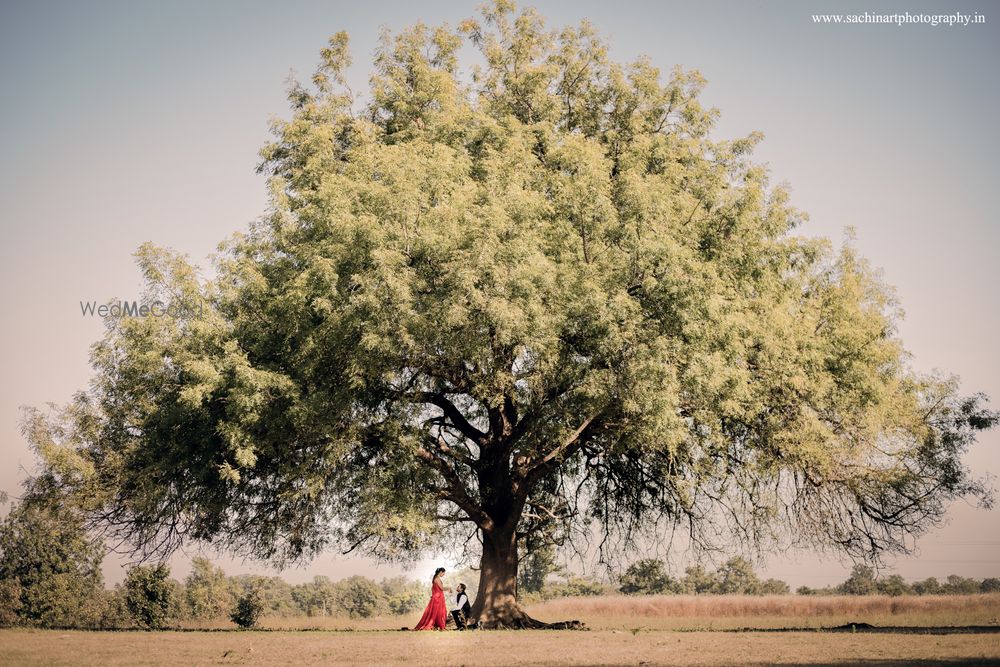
[24,2,996,628]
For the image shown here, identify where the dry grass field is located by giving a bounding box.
[2,629,1000,667]
[169,593,1000,632]
[2,594,998,666]
[527,592,1000,631]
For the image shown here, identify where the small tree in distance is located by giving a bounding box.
[0,490,104,627]
[185,557,232,620]
[839,565,877,596]
[619,559,677,595]
[230,589,264,629]
[124,564,173,629]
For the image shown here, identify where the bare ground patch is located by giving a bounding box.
[2,629,999,667]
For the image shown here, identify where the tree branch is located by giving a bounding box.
[523,410,603,483]
[407,391,489,445]
[417,437,493,531]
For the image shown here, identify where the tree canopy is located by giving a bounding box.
[22,1,996,627]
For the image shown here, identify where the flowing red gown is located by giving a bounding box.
[413,580,447,630]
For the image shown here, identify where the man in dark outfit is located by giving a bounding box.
[450,583,472,629]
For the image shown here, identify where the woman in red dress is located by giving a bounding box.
[413,567,450,630]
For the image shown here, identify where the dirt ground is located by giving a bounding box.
[2,628,999,667]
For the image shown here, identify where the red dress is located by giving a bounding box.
[413,580,447,630]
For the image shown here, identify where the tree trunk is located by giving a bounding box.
[469,526,583,630]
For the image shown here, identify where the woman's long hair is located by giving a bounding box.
[433,567,445,581]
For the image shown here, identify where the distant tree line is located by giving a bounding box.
[616,558,791,595]
[796,564,1000,597]
[615,559,1000,597]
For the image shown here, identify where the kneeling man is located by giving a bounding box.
[450,583,472,630]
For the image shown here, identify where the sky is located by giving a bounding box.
[0,0,997,589]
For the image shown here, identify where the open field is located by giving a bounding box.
[3,595,998,665]
[526,593,1000,631]
[170,593,1000,632]
[2,628,999,666]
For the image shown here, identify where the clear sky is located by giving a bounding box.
[1,0,997,588]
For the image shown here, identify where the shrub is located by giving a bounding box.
[681,565,718,594]
[760,578,791,595]
[620,559,672,595]
[876,574,911,597]
[545,576,612,598]
[912,577,942,595]
[124,564,173,629]
[980,578,1000,593]
[230,589,264,629]
[838,565,877,595]
[942,575,980,595]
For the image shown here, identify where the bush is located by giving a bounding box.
[838,565,877,595]
[760,578,791,595]
[74,587,133,630]
[943,575,981,595]
[124,564,173,629]
[620,559,676,595]
[876,574,911,597]
[980,578,1000,593]
[230,575,297,617]
[230,589,264,629]
[545,575,611,598]
[681,565,718,594]
[912,577,941,595]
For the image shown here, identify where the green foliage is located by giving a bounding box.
[291,576,339,616]
[0,492,104,627]
[911,577,941,595]
[230,588,265,628]
[519,544,560,594]
[759,578,791,595]
[0,578,22,627]
[185,557,232,619]
[229,574,297,616]
[124,563,173,628]
[89,587,133,630]
[619,559,678,595]
[714,557,761,595]
[335,575,385,618]
[942,574,980,595]
[681,565,719,594]
[838,565,877,596]
[875,574,911,597]
[381,576,426,615]
[798,569,1000,596]
[543,575,612,598]
[980,578,1000,593]
[619,557,786,596]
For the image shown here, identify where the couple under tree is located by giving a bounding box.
[413,568,473,631]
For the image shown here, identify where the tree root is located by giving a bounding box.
[472,607,586,630]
